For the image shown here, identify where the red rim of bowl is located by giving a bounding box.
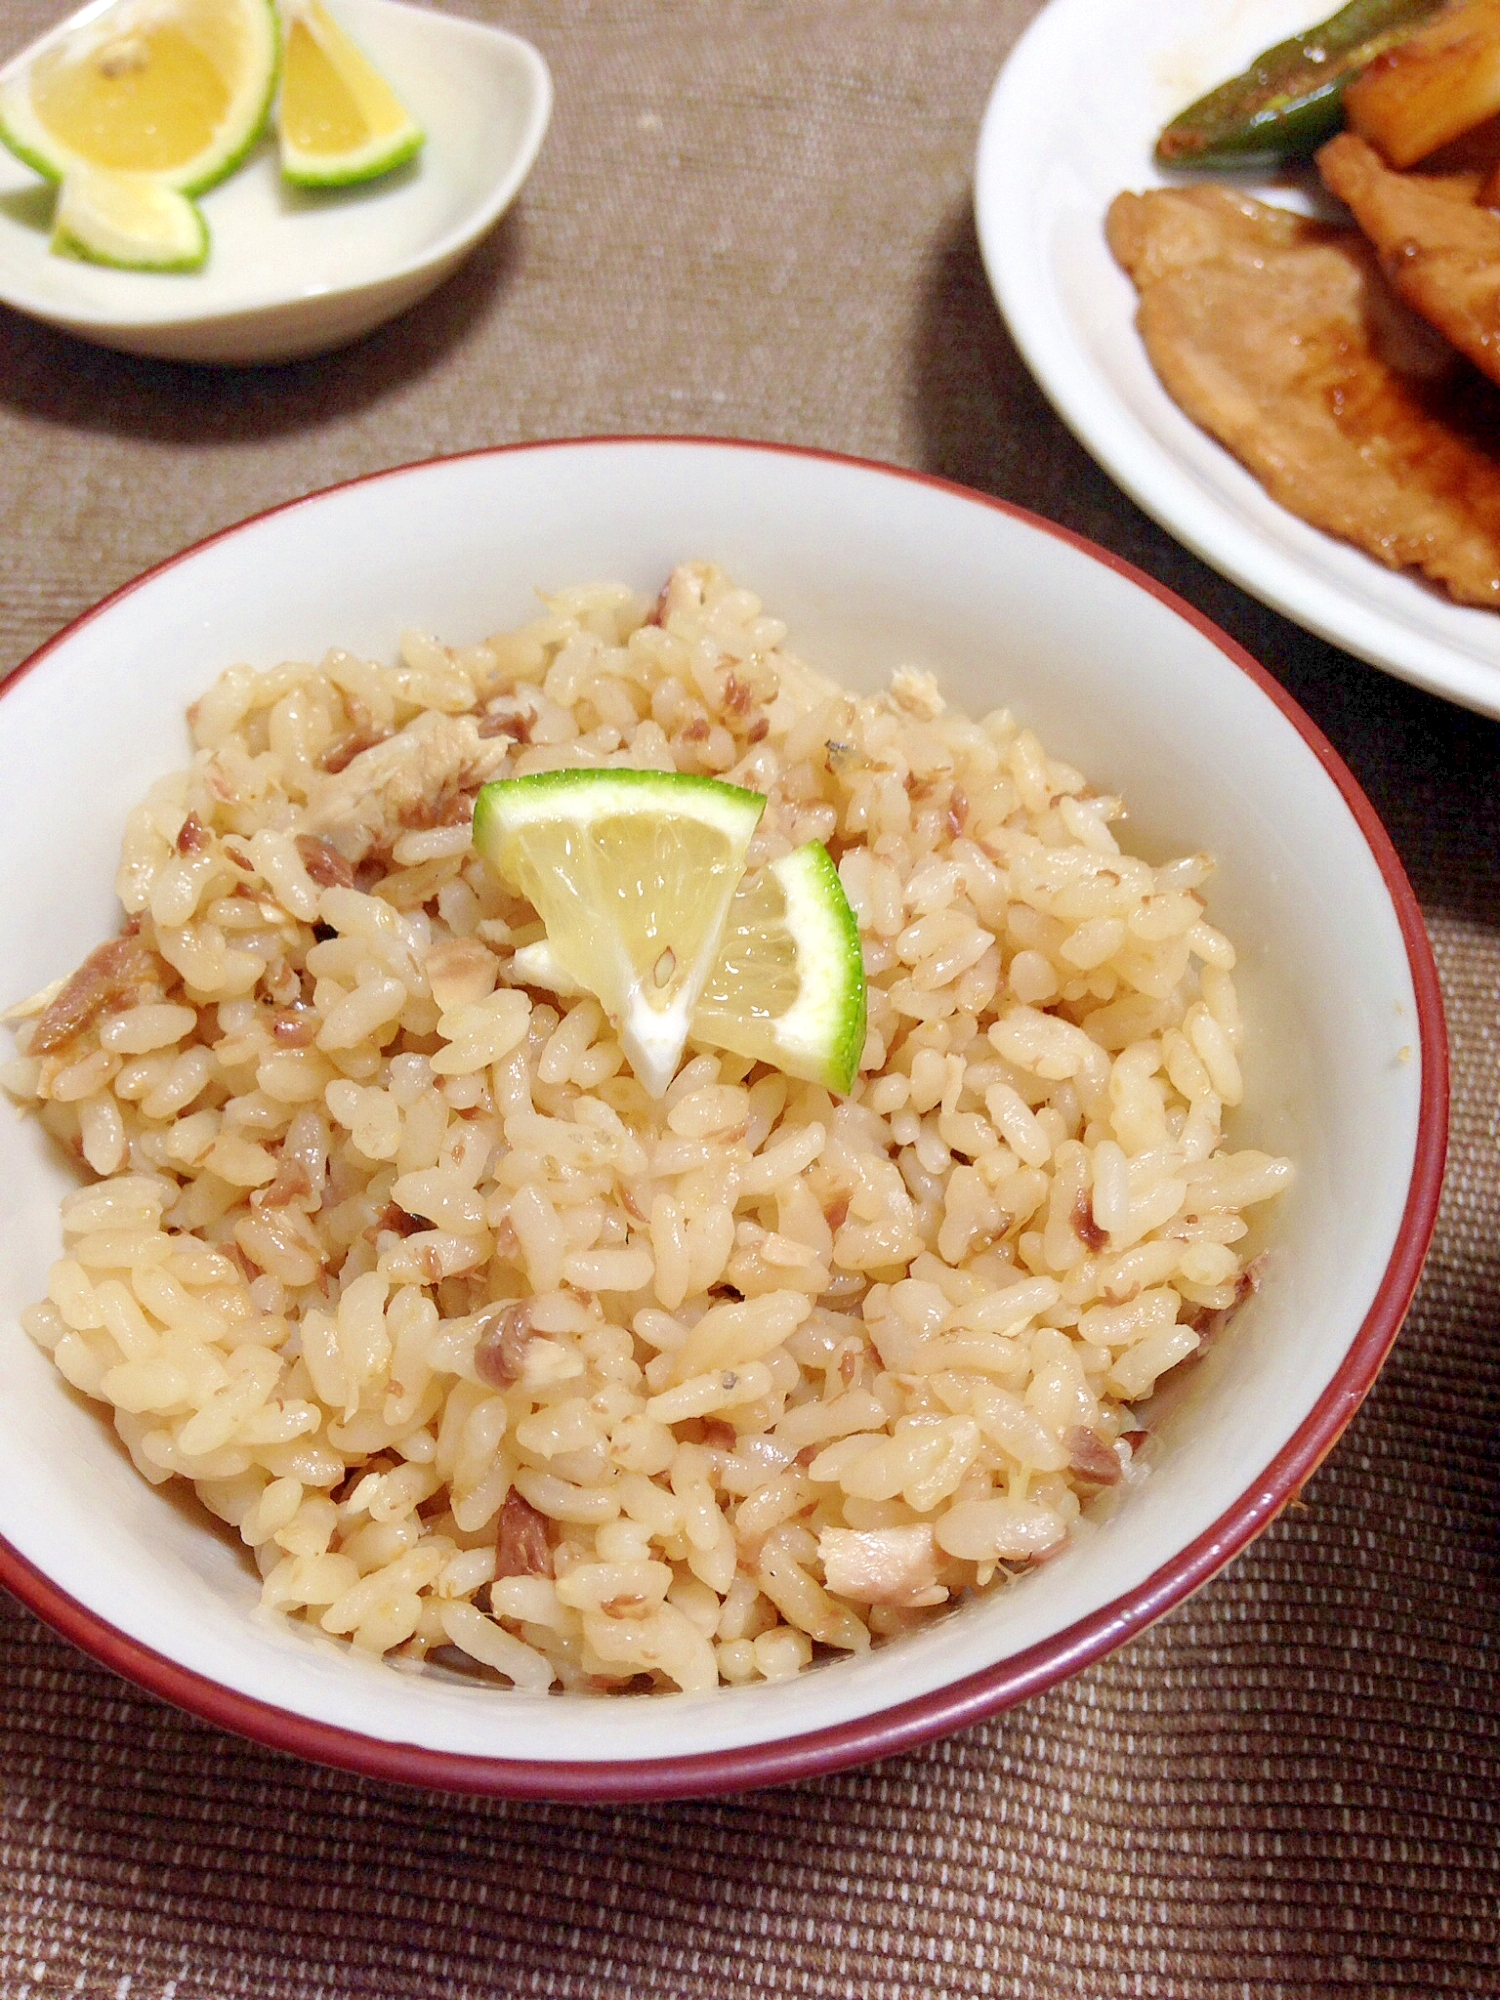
[0,437,1449,1801]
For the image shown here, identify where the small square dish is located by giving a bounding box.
[0,0,551,365]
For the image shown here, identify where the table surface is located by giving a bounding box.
[1,3,1496,1995]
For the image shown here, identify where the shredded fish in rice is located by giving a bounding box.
[4,563,1291,1694]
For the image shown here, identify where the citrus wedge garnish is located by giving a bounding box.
[506,838,869,1097]
[472,770,767,1099]
[278,0,422,188]
[0,0,279,197]
[52,164,208,269]
[692,841,867,1095]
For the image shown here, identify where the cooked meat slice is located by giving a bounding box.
[1108,184,1500,607]
[818,1523,945,1607]
[492,1491,552,1580]
[30,931,165,1055]
[1063,1425,1124,1487]
[294,834,356,888]
[1319,131,1500,386]
[253,1158,313,1211]
[302,711,507,863]
[473,1302,533,1388]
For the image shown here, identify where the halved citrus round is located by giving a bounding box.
[472,769,767,1100]
[278,0,422,188]
[0,0,279,197]
[693,841,868,1095]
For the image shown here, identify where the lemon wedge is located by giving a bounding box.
[0,0,278,196]
[278,0,422,188]
[693,842,868,1095]
[508,837,869,1097]
[52,164,208,269]
[473,770,767,1099]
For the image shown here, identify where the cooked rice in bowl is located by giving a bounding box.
[4,562,1291,1695]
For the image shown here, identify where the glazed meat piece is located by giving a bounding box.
[1107,184,1500,606]
[1319,130,1500,386]
[29,930,165,1054]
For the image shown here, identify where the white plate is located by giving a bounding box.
[0,0,551,365]
[975,0,1500,720]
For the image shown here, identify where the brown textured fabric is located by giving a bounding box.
[0,1,1497,1993]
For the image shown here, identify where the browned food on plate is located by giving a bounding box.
[28,929,166,1056]
[493,1492,552,1581]
[1344,0,1500,166]
[1107,184,1500,607]
[1319,130,1500,387]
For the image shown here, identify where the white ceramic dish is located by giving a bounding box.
[975,0,1500,721]
[0,0,551,365]
[0,440,1445,1798]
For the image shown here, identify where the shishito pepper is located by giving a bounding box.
[1155,0,1448,168]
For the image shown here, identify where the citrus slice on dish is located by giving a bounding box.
[52,165,209,269]
[692,841,868,1095]
[0,0,279,196]
[472,770,767,1099]
[507,838,869,1097]
[278,0,422,188]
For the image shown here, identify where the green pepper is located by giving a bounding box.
[1154,0,1447,168]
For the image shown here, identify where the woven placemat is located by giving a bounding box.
[0,3,1495,1993]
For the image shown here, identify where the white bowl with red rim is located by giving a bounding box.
[0,439,1446,1798]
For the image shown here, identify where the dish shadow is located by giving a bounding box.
[0,202,527,439]
[0,184,52,234]
[911,200,1500,930]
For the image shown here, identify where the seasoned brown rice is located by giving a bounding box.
[5,563,1291,1693]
